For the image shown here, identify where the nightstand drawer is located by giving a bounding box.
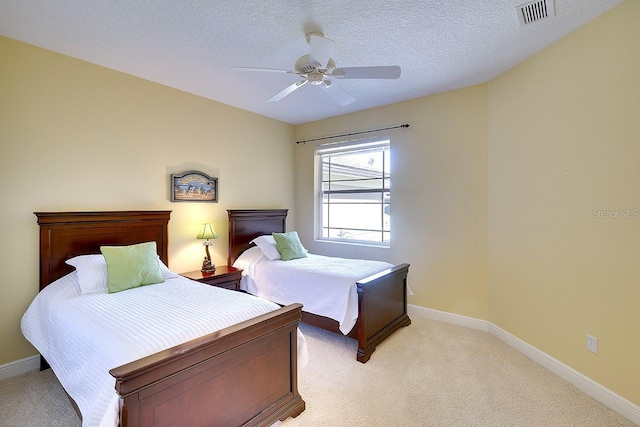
[200,275,240,290]
[180,266,242,291]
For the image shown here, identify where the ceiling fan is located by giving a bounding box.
[231,32,401,106]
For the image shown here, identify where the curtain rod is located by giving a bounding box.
[295,123,409,145]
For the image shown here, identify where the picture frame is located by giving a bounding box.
[171,171,218,202]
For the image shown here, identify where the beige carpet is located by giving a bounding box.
[0,314,635,427]
[281,316,635,426]
[0,364,80,427]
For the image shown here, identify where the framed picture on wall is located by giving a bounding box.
[171,171,218,202]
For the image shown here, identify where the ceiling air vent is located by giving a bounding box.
[517,0,555,26]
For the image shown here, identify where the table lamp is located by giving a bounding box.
[196,223,219,275]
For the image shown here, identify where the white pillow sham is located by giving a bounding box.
[232,246,268,271]
[65,253,179,295]
[249,235,282,261]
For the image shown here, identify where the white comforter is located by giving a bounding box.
[21,272,304,427]
[233,247,395,335]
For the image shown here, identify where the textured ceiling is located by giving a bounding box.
[0,0,623,124]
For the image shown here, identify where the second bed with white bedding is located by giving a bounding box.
[234,246,397,335]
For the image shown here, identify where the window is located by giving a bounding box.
[316,138,390,245]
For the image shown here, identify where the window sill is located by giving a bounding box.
[314,238,390,249]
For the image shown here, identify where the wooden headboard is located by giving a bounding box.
[35,211,171,290]
[227,209,287,266]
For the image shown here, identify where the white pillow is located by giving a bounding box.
[65,253,179,295]
[250,234,308,261]
[158,257,180,279]
[65,254,107,295]
[250,235,282,260]
[233,246,268,270]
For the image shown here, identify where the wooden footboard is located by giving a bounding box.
[110,303,305,427]
[299,264,411,363]
[356,263,411,363]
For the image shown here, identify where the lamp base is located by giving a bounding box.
[201,256,216,276]
[201,268,216,277]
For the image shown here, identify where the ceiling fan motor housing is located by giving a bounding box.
[295,55,336,75]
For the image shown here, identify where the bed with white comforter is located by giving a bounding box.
[21,271,307,427]
[234,246,399,335]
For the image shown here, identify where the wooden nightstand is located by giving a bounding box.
[180,266,242,291]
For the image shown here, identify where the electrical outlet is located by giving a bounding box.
[587,335,598,353]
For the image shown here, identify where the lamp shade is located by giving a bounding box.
[196,223,219,240]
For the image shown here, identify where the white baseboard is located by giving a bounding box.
[407,304,640,425]
[408,304,489,331]
[0,355,40,381]
[489,323,640,425]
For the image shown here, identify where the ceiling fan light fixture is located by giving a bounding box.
[308,73,324,85]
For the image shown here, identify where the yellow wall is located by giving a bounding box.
[0,36,295,365]
[488,0,640,404]
[294,85,490,320]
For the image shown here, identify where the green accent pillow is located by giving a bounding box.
[272,231,307,261]
[100,242,164,293]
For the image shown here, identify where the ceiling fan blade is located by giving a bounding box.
[309,34,335,69]
[267,79,308,102]
[332,66,401,79]
[323,80,355,106]
[231,66,296,74]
